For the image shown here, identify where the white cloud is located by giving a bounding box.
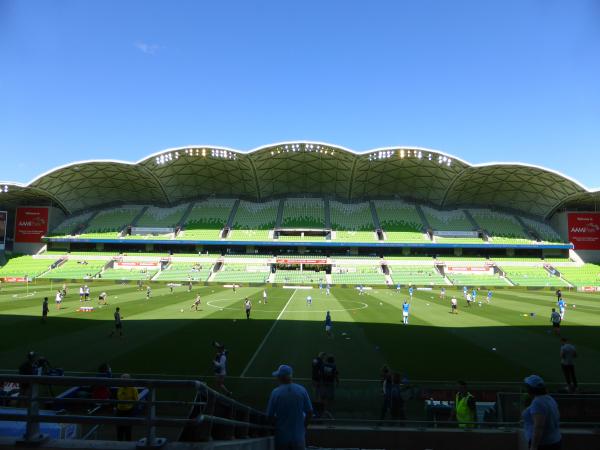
[134,41,163,55]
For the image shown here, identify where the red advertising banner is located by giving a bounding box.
[115,261,160,268]
[446,266,493,273]
[15,207,49,243]
[276,258,327,265]
[568,213,600,250]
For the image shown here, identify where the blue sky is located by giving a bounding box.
[1,0,599,188]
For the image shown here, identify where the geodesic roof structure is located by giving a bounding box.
[0,142,598,218]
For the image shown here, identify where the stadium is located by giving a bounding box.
[0,141,599,448]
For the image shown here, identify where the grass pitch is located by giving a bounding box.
[1,281,599,413]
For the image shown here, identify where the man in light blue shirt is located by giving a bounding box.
[267,365,313,450]
[522,375,561,450]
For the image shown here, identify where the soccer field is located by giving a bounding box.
[1,281,600,412]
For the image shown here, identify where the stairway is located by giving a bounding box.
[415,204,431,231]
[176,202,196,228]
[275,199,285,228]
[130,206,149,227]
[463,209,480,231]
[324,199,331,229]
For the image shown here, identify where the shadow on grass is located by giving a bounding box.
[1,313,599,416]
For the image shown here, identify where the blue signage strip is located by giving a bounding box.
[43,237,573,250]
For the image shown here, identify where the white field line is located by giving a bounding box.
[240,289,297,378]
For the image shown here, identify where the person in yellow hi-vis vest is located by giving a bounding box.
[116,374,139,441]
[451,380,476,428]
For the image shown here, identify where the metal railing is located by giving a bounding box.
[0,374,273,447]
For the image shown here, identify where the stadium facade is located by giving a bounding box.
[0,142,599,267]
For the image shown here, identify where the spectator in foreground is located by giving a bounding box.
[267,365,313,450]
[380,365,393,420]
[310,352,325,402]
[560,338,577,393]
[451,380,476,428]
[390,373,406,422]
[91,363,112,403]
[321,355,339,415]
[116,373,139,441]
[522,375,561,450]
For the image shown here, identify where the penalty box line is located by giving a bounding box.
[240,289,297,378]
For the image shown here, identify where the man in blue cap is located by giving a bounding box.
[267,364,313,450]
[522,374,561,450]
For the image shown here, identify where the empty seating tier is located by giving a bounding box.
[0,256,56,279]
[156,262,212,282]
[391,265,446,285]
[374,200,428,242]
[39,260,106,279]
[557,264,600,287]
[503,267,568,287]
[330,201,376,242]
[421,206,474,231]
[522,217,564,243]
[179,199,235,240]
[48,211,93,237]
[136,204,189,228]
[79,205,144,238]
[469,209,531,244]
[230,200,278,241]
[212,264,270,283]
[445,273,509,287]
[281,198,325,228]
[274,270,327,284]
[331,266,386,285]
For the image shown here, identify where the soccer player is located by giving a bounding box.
[396,283,401,293]
[169,284,174,294]
[402,300,410,325]
[98,292,108,305]
[440,287,446,300]
[558,297,567,320]
[325,311,333,338]
[110,307,123,337]
[471,289,477,303]
[42,298,49,323]
[408,286,414,300]
[244,298,252,319]
[84,285,90,301]
[191,294,201,311]
[487,290,492,304]
[263,289,268,304]
[556,289,562,301]
[55,290,63,310]
[61,283,67,298]
[146,285,152,300]
[188,280,193,292]
[451,296,458,314]
[326,284,331,296]
[463,286,468,298]
[306,295,312,306]
[466,292,472,307]
[79,286,84,302]
[550,308,561,335]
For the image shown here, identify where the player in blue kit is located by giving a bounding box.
[558,298,566,320]
[408,286,414,300]
[325,311,333,338]
[487,290,492,304]
[463,286,468,298]
[471,289,477,302]
[402,300,410,325]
